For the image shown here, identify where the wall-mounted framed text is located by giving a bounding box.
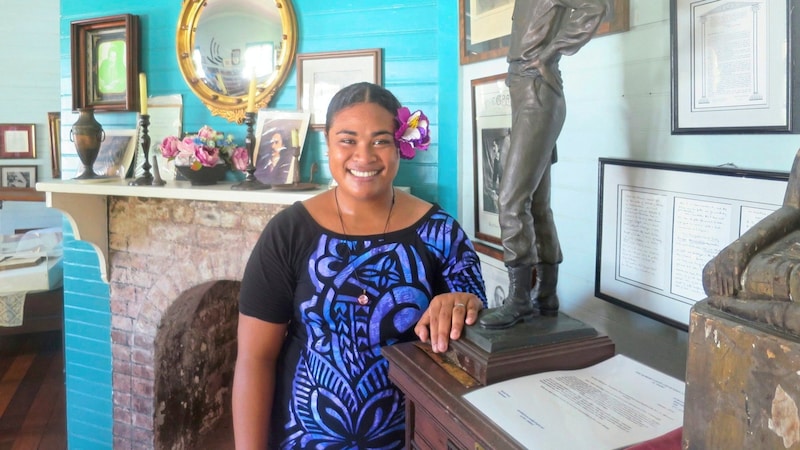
[595,158,789,330]
[471,73,510,245]
[0,124,35,159]
[671,0,800,133]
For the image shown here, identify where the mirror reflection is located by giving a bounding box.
[177,0,297,122]
[193,0,282,97]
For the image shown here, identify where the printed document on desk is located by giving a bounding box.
[463,354,685,449]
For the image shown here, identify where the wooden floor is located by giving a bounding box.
[0,331,66,450]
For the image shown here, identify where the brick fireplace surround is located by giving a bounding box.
[38,181,321,449]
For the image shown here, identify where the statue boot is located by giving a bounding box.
[531,263,559,316]
[479,265,534,329]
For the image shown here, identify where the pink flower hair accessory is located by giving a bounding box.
[395,107,430,160]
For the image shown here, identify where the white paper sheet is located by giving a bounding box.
[463,354,684,449]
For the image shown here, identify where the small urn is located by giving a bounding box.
[70,108,105,179]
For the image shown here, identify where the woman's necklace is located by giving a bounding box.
[334,187,396,305]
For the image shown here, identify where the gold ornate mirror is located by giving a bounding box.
[176,0,297,123]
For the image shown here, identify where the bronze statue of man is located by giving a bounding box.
[480,0,606,329]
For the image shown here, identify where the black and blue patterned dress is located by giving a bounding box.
[239,201,487,449]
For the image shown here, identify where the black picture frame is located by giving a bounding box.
[70,14,140,112]
[671,0,800,133]
[595,158,789,330]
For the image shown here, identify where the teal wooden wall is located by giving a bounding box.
[59,1,458,447]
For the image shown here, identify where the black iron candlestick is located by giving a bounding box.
[130,114,164,186]
[232,111,270,190]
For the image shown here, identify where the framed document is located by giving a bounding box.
[595,158,789,329]
[671,0,800,133]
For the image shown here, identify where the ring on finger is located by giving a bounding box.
[454,303,466,309]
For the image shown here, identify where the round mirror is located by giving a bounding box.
[176,0,297,123]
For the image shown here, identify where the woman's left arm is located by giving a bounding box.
[415,292,483,353]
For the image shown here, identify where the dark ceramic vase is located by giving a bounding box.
[175,164,228,186]
[70,108,105,179]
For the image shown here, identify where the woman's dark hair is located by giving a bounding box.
[324,82,402,134]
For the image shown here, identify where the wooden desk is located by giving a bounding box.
[383,341,525,449]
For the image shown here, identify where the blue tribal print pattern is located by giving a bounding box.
[277,211,484,449]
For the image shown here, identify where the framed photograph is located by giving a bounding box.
[471,73,510,245]
[459,0,630,65]
[0,124,36,159]
[253,109,311,185]
[1,166,37,188]
[296,49,382,129]
[48,112,61,178]
[596,158,789,330]
[671,0,800,133]
[71,14,140,112]
[474,242,507,308]
[76,129,138,179]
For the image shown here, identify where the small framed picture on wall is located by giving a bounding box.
[1,166,37,188]
[0,124,36,159]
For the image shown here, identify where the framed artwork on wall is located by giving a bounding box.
[70,14,140,112]
[296,48,382,129]
[0,124,36,159]
[1,166,37,188]
[471,73,510,245]
[458,0,630,65]
[671,0,800,133]
[253,109,311,185]
[47,112,61,178]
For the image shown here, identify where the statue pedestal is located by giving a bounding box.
[685,299,800,449]
[447,311,615,385]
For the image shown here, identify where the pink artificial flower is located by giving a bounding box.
[194,145,220,168]
[231,146,249,171]
[395,107,431,160]
[160,136,181,159]
[196,125,217,142]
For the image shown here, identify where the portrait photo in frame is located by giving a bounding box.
[70,14,140,112]
[0,124,36,159]
[75,129,138,179]
[471,73,510,245]
[48,112,61,178]
[296,48,382,129]
[671,0,800,133]
[1,166,37,188]
[459,0,630,65]
[253,109,311,185]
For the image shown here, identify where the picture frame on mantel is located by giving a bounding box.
[70,14,140,112]
[671,0,800,133]
[458,0,630,65]
[0,124,36,159]
[296,48,382,130]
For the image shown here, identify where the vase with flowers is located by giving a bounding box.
[160,125,249,185]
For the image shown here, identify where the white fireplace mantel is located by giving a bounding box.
[37,179,324,281]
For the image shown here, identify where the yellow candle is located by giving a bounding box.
[246,75,257,113]
[291,129,299,147]
[139,73,148,115]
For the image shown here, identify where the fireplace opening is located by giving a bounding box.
[153,280,239,449]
